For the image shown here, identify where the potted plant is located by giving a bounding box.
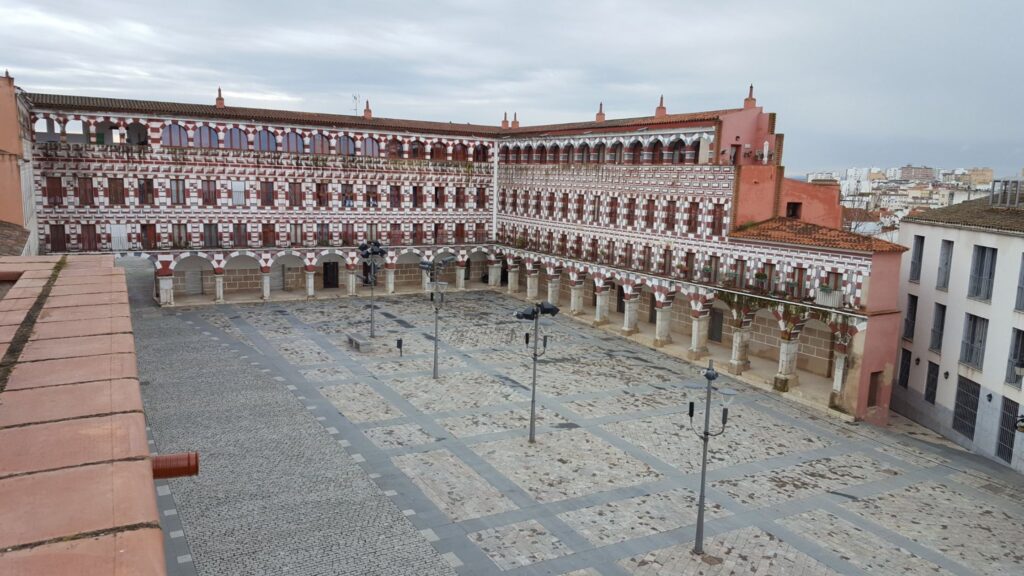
[818,283,834,294]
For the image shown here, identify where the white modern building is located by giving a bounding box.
[894,181,1024,471]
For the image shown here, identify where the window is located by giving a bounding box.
[434,186,445,208]
[408,140,425,160]
[282,132,304,153]
[386,138,403,159]
[936,239,953,290]
[341,184,354,208]
[897,349,912,388]
[255,130,277,152]
[1016,254,1024,311]
[707,256,720,284]
[108,178,124,205]
[203,224,218,248]
[929,303,946,352]
[195,126,218,148]
[389,186,402,208]
[687,201,700,234]
[644,199,656,228]
[626,198,636,226]
[224,128,247,150]
[561,193,570,219]
[997,397,1020,463]
[201,181,217,206]
[261,224,276,247]
[309,134,329,155]
[161,124,188,147]
[46,177,63,206]
[455,187,466,209]
[608,197,619,224]
[49,224,66,252]
[288,183,302,208]
[260,182,275,207]
[785,202,802,219]
[169,179,186,205]
[231,181,246,206]
[77,178,95,207]
[735,259,747,287]
[476,187,487,209]
[342,224,355,245]
[434,223,445,243]
[139,224,156,250]
[952,376,981,440]
[909,235,924,283]
[367,224,378,242]
[412,186,423,208]
[967,245,997,300]
[366,185,379,208]
[317,223,330,245]
[473,145,488,163]
[925,362,939,404]
[452,144,467,162]
[138,179,155,205]
[665,200,677,230]
[413,223,424,244]
[362,137,380,157]
[790,267,807,298]
[431,142,446,161]
[629,141,643,165]
[903,294,918,340]
[761,263,776,292]
[960,313,988,369]
[172,224,188,248]
[455,223,466,243]
[316,183,330,208]
[338,136,356,156]
[578,144,590,164]
[232,223,247,247]
[1007,329,1024,388]
[289,223,303,246]
[710,204,724,236]
[80,224,98,251]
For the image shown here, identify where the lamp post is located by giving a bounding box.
[359,240,386,338]
[685,359,736,556]
[514,301,559,443]
[421,255,456,379]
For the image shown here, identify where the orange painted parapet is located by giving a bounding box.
[151,452,199,479]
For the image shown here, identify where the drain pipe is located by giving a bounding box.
[151,452,200,479]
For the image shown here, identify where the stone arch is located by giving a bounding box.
[126,122,148,146]
[798,317,835,378]
[93,120,119,145]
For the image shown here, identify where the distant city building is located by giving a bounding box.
[895,180,1024,471]
[900,164,937,182]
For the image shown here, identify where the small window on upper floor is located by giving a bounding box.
[224,128,248,150]
[309,134,329,155]
[282,132,304,153]
[195,126,218,148]
[338,135,356,156]
[255,129,277,152]
[786,202,802,219]
[473,145,488,163]
[161,124,188,147]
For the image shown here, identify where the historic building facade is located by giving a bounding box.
[8,81,904,424]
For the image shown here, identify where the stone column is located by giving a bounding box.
[831,352,848,396]
[385,267,396,294]
[157,275,174,307]
[526,271,539,300]
[305,270,316,298]
[687,314,709,361]
[593,287,609,326]
[421,269,431,292]
[488,262,502,287]
[507,268,520,293]
[214,273,224,303]
[455,264,466,290]
[654,304,673,347]
[727,326,751,375]
[546,275,561,306]
[774,338,800,391]
[621,296,639,335]
[347,269,357,296]
[261,271,271,301]
[569,282,585,316]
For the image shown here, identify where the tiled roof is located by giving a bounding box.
[25,92,737,138]
[0,222,29,256]
[902,197,1024,236]
[729,217,907,253]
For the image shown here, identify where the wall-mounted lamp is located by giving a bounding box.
[943,371,950,380]
[986,393,993,402]
[914,358,920,366]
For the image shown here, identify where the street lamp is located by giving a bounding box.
[421,255,456,379]
[685,359,737,556]
[359,240,386,338]
[514,301,559,443]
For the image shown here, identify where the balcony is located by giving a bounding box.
[813,289,844,308]
[959,341,985,370]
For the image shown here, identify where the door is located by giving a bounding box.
[270,264,285,291]
[709,308,724,343]
[648,293,657,323]
[109,224,129,251]
[323,262,339,289]
[50,225,67,253]
[185,270,203,295]
[616,285,625,313]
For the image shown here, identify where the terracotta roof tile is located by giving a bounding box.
[902,197,1024,235]
[729,217,907,253]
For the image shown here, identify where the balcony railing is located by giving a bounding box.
[1005,357,1023,388]
[960,341,985,369]
[1017,285,1024,310]
[902,318,916,341]
[813,290,843,308]
[909,260,922,283]
[929,329,944,352]
[968,274,993,300]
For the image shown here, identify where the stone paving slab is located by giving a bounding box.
[392,448,518,522]
[469,519,574,571]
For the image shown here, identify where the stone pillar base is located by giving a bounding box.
[653,336,672,348]
[773,373,799,392]
[592,318,609,327]
[726,359,750,375]
[686,347,708,361]
[620,327,639,336]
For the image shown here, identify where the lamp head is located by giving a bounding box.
[358,242,368,252]
[539,301,560,317]
[514,307,538,321]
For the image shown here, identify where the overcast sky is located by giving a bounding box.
[2,0,1021,176]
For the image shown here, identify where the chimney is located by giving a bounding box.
[511,112,519,129]
[363,99,372,119]
[743,84,757,109]
[501,112,509,129]
[215,87,225,109]
[595,102,605,123]
[654,95,666,117]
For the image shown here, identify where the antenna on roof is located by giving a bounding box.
[352,93,360,115]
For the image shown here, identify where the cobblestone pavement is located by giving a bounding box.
[126,262,1024,575]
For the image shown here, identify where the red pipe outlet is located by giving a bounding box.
[151,452,199,479]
